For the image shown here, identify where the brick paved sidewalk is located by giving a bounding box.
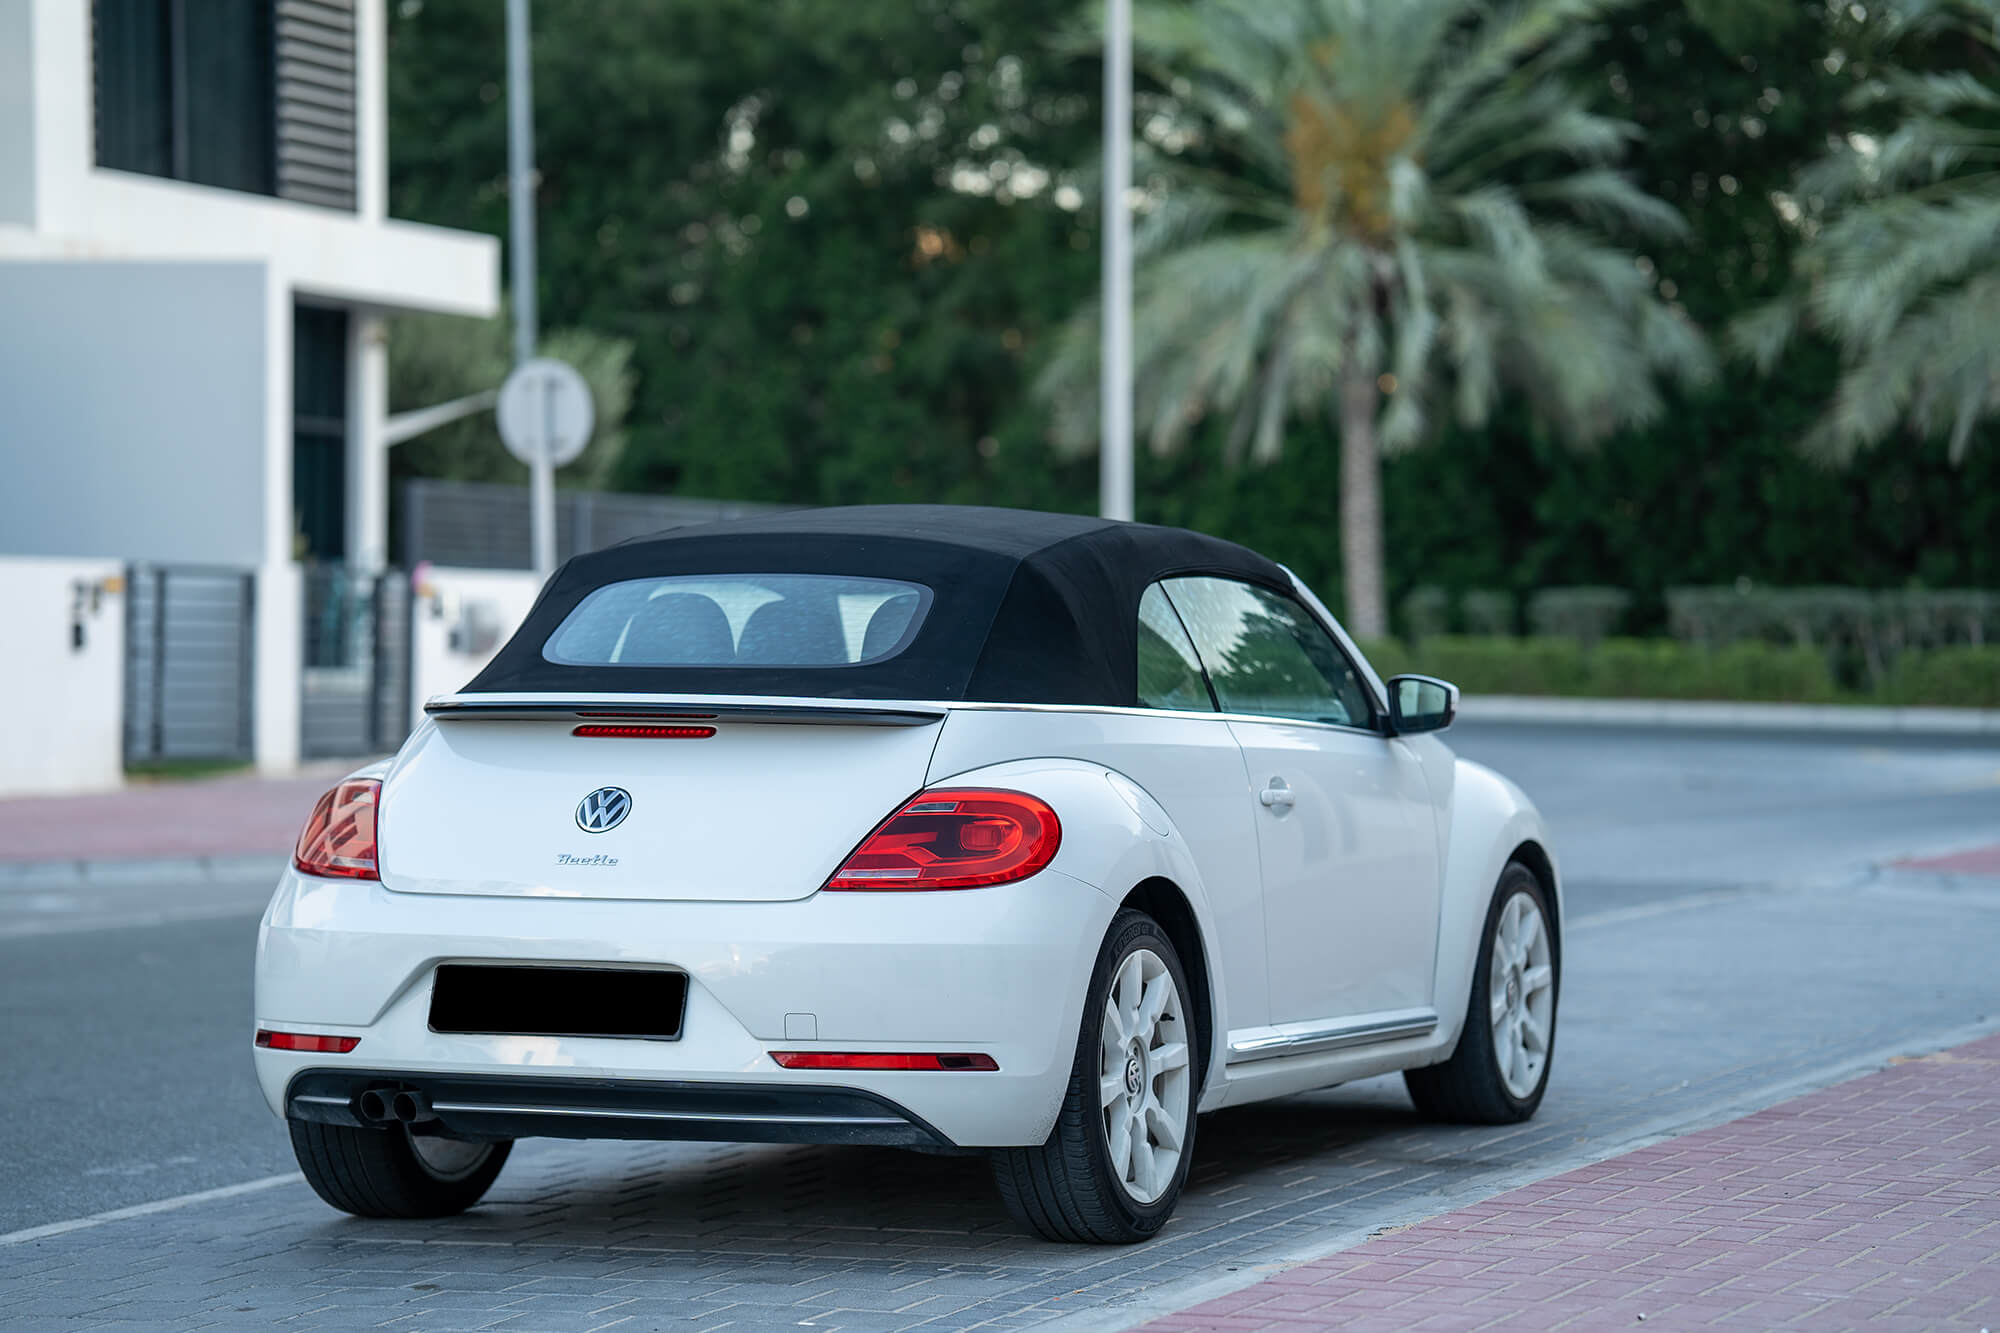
[1144,1033,2000,1331]
[0,766,354,865]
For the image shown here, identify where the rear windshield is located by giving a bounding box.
[542,574,932,668]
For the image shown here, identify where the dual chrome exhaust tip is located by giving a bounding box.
[356,1087,437,1125]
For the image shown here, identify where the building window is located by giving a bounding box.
[92,0,357,210]
[93,0,277,195]
[293,304,350,564]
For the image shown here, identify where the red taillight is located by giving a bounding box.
[572,724,717,738]
[255,1030,361,1053]
[770,1051,998,1071]
[824,788,1060,891]
[293,778,381,880]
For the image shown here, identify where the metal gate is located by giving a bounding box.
[123,565,257,766]
[301,564,410,759]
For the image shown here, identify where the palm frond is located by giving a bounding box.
[1419,0,1628,145]
[1517,169,1689,241]
[1728,293,1806,374]
[1040,0,1702,468]
[1810,192,2000,351]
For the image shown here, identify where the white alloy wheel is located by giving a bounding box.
[1489,890,1556,1100]
[1097,947,1192,1205]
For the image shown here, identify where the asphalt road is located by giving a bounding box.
[2,722,1997,1330]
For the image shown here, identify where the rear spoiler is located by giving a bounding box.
[423,698,946,727]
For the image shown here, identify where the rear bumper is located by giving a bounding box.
[286,1068,953,1148]
[253,866,1115,1147]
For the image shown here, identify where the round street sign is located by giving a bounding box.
[497,357,595,467]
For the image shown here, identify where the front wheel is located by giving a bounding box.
[290,1119,512,1218]
[991,909,1198,1243]
[1405,861,1559,1124]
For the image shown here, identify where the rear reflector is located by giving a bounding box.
[293,779,381,881]
[572,724,717,739]
[770,1051,998,1072]
[256,1030,361,1054]
[825,788,1060,890]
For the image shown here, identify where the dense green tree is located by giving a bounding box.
[382,0,2000,618]
[1036,0,1710,636]
[1734,0,2000,464]
[388,0,1106,517]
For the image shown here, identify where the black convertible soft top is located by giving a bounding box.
[464,505,1291,705]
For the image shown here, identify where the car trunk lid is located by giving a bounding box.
[377,695,945,903]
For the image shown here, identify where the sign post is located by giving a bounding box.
[505,0,555,576]
[497,358,595,571]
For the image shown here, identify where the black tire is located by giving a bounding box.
[991,909,1200,1244]
[1405,861,1560,1125]
[289,1119,512,1219]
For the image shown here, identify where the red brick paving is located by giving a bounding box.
[1896,844,2000,876]
[0,769,343,863]
[1145,1033,2000,1331]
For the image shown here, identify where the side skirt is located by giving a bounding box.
[1224,1008,1439,1066]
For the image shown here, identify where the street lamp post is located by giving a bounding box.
[505,0,554,579]
[1100,0,1134,523]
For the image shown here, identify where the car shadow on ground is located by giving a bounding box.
[312,1079,1495,1263]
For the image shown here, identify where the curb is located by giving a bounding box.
[0,852,286,888]
[1459,694,2000,736]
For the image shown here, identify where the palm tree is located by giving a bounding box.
[1733,1,2000,467]
[1038,0,1711,637]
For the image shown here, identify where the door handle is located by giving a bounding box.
[1259,779,1295,810]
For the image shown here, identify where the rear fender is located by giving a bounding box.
[919,755,1234,1107]
[1429,759,1561,1055]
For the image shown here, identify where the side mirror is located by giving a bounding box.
[1387,674,1458,735]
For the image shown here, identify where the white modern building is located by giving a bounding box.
[0,0,499,793]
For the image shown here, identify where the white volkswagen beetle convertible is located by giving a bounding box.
[255,506,1560,1244]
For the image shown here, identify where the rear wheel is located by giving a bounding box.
[1405,861,1559,1124]
[991,909,1198,1243]
[289,1120,512,1219]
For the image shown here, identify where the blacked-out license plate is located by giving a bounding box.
[428,965,687,1040]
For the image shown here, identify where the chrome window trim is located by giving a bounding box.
[1225,1008,1439,1065]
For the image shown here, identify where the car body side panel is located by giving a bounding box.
[1228,720,1442,1022]
[1423,757,1560,1057]
[1201,753,1552,1108]
[925,709,1266,1108]
[915,751,1242,1107]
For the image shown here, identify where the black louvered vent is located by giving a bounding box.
[275,0,357,211]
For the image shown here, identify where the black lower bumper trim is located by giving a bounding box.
[284,1068,953,1148]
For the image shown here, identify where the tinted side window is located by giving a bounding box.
[1136,584,1215,711]
[1161,577,1376,727]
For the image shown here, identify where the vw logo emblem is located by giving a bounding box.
[575,787,632,833]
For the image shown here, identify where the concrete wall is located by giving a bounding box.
[410,566,543,713]
[0,556,124,797]
[0,261,268,566]
[0,0,33,226]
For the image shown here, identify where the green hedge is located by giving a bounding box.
[1882,647,2000,709]
[1354,637,2000,709]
